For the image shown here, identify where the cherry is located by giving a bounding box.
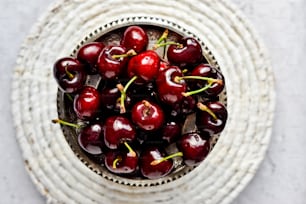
[170,95,196,117]
[131,100,165,131]
[196,102,228,134]
[161,121,181,143]
[156,66,187,105]
[191,64,225,97]
[97,46,136,80]
[53,57,86,93]
[73,86,101,120]
[140,147,175,179]
[128,82,158,105]
[100,87,121,110]
[52,119,104,155]
[78,122,104,155]
[105,144,138,174]
[121,25,148,53]
[167,37,203,68]
[76,42,105,74]
[177,132,210,166]
[127,50,160,82]
[104,116,136,149]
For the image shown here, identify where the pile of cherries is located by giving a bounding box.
[52,25,228,180]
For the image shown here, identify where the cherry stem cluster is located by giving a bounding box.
[152,29,182,50]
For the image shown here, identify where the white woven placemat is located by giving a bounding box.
[11,0,275,203]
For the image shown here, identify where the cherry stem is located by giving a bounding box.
[174,75,223,97]
[197,102,218,121]
[124,142,136,157]
[182,82,213,97]
[51,119,81,129]
[112,157,122,169]
[182,69,188,74]
[176,76,223,84]
[156,29,169,44]
[142,100,152,116]
[65,66,74,80]
[142,100,152,108]
[150,152,183,166]
[153,41,182,50]
[65,93,74,102]
[112,49,137,59]
[117,75,138,114]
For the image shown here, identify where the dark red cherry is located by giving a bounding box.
[161,121,181,143]
[177,132,210,166]
[78,123,104,155]
[128,82,158,106]
[100,87,120,110]
[170,95,196,117]
[53,57,86,93]
[97,46,129,80]
[105,147,138,174]
[121,26,148,53]
[131,100,165,131]
[104,116,136,149]
[127,50,160,82]
[191,64,224,96]
[156,66,187,105]
[196,102,228,134]
[77,42,105,74]
[167,37,203,68]
[73,86,101,120]
[140,147,173,179]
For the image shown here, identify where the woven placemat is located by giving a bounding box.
[11,0,275,203]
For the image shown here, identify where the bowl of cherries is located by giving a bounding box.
[52,18,228,185]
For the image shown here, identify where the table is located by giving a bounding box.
[1,0,305,203]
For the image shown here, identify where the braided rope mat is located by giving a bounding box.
[11,0,275,203]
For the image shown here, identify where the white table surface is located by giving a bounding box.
[1,0,305,203]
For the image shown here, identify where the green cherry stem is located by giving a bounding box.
[153,41,182,50]
[124,142,136,157]
[197,102,218,121]
[65,66,74,80]
[156,29,169,44]
[150,152,183,166]
[182,69,188,74]
[117,75,138,114]
[182,82,213,97]
[174,75,223,97]
[51,119,81,129]
[112,49,137,59]
[65,93,74,102]
[112,156,122,169]
[116,84,126,113]
[177,75,223,84]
